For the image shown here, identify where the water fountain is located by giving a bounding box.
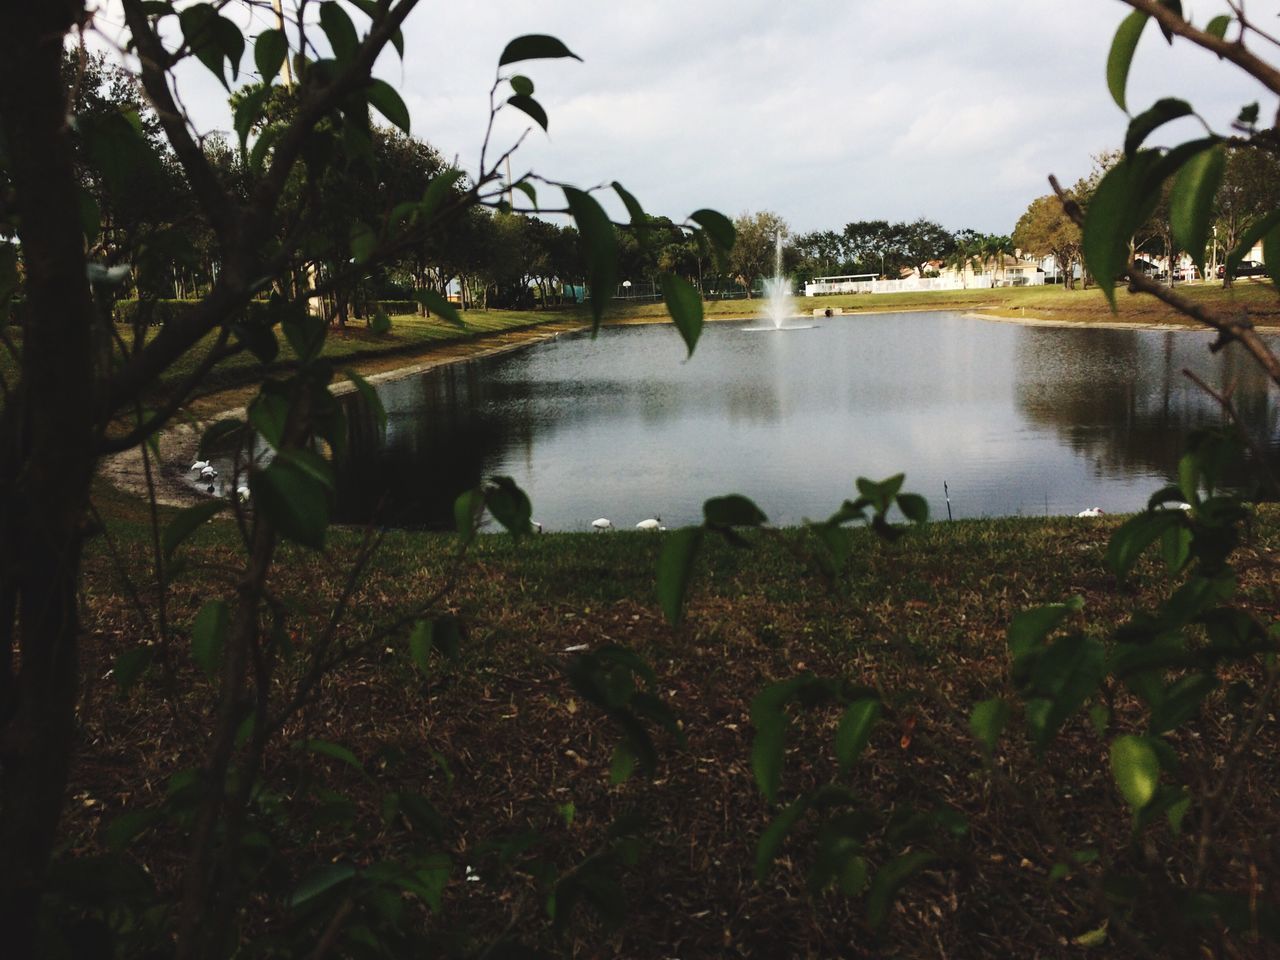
[745,231,814,331]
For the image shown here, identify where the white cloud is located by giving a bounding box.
[84,0,1262,234]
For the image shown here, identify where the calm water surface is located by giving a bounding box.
[333,311,1280,530]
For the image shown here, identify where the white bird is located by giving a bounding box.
[1076,507,1105,518]
[200,465,218,480]
[591,518,613,532]
[190,459,211,473]
[531,520,543,533]
[236,485,250,503]
[635,517,664,531]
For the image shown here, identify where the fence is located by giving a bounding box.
[803,273,1043,296]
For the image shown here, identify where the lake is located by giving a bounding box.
[331,311,1280,531]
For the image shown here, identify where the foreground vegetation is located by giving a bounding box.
[64,487,1280,957]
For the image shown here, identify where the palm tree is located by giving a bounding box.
[945,238,977,289]
[980,234,1014,286]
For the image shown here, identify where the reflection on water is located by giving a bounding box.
[332,312,1280,530]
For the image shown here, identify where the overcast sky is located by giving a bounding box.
[90,0,1266,235]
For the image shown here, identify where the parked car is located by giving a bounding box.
[1217,259,1267,279]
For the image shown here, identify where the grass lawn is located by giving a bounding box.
[65,483,1280,957]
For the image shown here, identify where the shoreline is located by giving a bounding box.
[99,304,1264,509]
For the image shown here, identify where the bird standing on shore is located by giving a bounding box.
[592,518,613,532]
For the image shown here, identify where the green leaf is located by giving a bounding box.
[703,494,767,528]
[506,94,548,132]
[248,391,289,449]
[1007,597,1083,665]
[612,181,647,228]
[609,744,636,784]
[510,74,534,96]
[1148,673,1218,735]
[564,186,618,331]
[282,306,327,363]
[407,620,433,675]
[350,221,377,264]
[661,273,703,357]
[1263,220,1280,290]
[191,599,228,680]
[1225,209,1280,278]
[114,646,154,693]
[296,738,365,774]
[318,1,359,62]
[1205,14,1231,42]
[1110,735,1160,811]
[969,698,1009,752]
[657,527,703,626]
[77,188,100,246]
[1073,922,1109,948]
[255,27,287,80]
[512,180,537,206]
[689,209,736,254]
[416,289,464,327]
[755,797,809,881]
[179,5,225,86]
[1124,98,1192,156]
[895,493,929,524]
[290,863,356,909]
[484,475,533,535]
[163,500,228,560]
[866,851,935,929]
[344,369,386,436]
[251,458,330,549]
[751,713,787,803]
[421,168,466,220]
[1169,143,1225,274]
[105,808,162,853]
[1106,511,1183,578]
[1159,522,1192,574]
[233,314,280,363]
[276,447,335,493]
[835,699,880,769]
[498,34,582,67]
[367,78,411,133]
[1156,0,1182,43]
[1107,10,1149,112]
[1082,151,1163,307]
[454,488,484,546]
[233,84,271,153]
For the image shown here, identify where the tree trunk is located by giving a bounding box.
[0,6,99,958]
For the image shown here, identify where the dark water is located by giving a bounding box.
[332,312,1280,531]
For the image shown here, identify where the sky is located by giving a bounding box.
[87,0,1268,236]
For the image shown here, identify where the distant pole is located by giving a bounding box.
[271,0,293,88]
[944,481,952,521]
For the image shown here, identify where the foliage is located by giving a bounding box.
[0,4,733,959]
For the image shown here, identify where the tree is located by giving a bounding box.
[1212,145,1280,285]
[1012,194,1082,288]
[730,210,789,296]
[0,6,731,957]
